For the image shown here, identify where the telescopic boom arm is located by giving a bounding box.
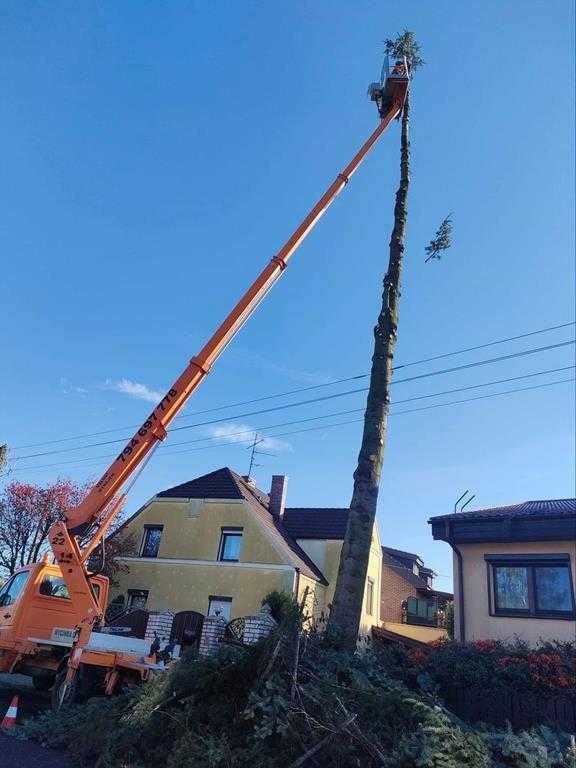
[65,92,407,542]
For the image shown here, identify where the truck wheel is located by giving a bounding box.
[32,675,54,692]
[51,668,77,711]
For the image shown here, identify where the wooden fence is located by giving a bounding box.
[447,688,576,732]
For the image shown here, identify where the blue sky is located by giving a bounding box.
[2,1,574,591]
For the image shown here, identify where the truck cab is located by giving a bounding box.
[0,559,108,684]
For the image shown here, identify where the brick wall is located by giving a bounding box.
[380,564,416,623]
[199,615,227,656]
[269,475,288,517]
[243,606,277,645]
[145,611,175,644]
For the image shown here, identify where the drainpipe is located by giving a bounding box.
[292,567,300,598]
[445,519,465,642]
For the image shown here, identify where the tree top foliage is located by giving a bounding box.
[384,30,424,71]
[425,214,453,262]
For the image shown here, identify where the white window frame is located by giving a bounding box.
[366,578,375,616]
[217,527,243,562]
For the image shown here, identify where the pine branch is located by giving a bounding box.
[425,213,453,262]
[384,30,424,71]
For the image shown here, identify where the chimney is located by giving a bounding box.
[269,475,288,518]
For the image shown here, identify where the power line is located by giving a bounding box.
[163,364,574,450]
[11,321,575,450]
[173,377,575,452]
[7,374,574,474]
[10,341,575,462]
[9,377,574,474]
[15,365,569,469]
[170,321,576,422]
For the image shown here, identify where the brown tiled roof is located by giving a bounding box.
[387,563,430,592]
[158,468,327,584]
[382,545,419,561]
[382,547,430,592]
[282,508,350,539]
[157,468,245,500]
[381,546,421,566]
[430,498,576,522]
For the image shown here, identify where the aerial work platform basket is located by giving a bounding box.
[368,55,409,119]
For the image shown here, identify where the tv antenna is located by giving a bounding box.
[454,490,476,514]
[247,433,277,477]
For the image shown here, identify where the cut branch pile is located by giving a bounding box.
[23,596,574,767]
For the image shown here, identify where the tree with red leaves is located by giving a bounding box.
[0,479,84,575]
[0,479,134,583]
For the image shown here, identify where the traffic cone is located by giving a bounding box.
[1,695,19,728]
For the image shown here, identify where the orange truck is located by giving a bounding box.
[0,65,408,709]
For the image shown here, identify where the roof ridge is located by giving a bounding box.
[229,469,271,509]
[382,545,420,558]
[459,497,575,514]
[429,497,576,523]
[285,506,350,511]
[523,497,576,504]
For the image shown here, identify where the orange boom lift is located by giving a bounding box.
[0,62,409,707]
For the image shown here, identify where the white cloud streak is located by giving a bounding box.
[232,349,332,386]
[104,378,164,403]
[60,377,88,397]
[208,422,293,453]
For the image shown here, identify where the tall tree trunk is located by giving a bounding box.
[328,93,411,648]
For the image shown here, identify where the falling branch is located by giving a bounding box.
[425,213,453,262]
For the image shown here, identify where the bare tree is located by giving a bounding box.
[328,32,423,648]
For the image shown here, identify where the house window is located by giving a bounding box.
[39,575,69,599]
[127,589,149,611]
[494,567,529,611]
[218,528,243,562]
[405,596,437,626]
[366,578,375,616]
[486,555,575,619]
[208,596,232,620]
[140,525,163,558]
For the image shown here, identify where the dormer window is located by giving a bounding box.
[218,527,243,562]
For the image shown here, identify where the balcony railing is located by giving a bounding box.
[405,612,439,628]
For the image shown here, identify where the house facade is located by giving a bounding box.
[110,468,382,636]
[379,546,452,643]
[429,498,576,645]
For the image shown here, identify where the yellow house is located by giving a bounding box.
[430,498,576,645]
[111,468,382,636]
